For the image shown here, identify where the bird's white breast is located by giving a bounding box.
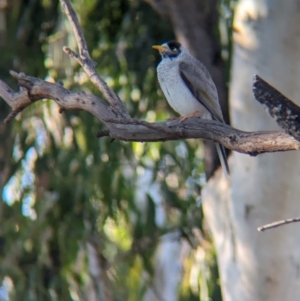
[157,58,210,118]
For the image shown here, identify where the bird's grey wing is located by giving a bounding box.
[179,60,224,122]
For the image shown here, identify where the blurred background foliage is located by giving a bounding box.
[0,0,235,300]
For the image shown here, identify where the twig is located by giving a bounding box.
[257,217,300,232]
[59,0,91,60]
[59,0,130,118]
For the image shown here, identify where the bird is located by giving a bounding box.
[152,40,230,176]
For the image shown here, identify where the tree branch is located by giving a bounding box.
[0,73,32,123]
[0,71,300,155]
[257,217,300,232]
[59,0,130,118]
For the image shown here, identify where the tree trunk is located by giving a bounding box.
[203,0,300,300]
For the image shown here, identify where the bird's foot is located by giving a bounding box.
[179,111,201,122]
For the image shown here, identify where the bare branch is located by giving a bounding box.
[0,71,32,123]
[253,75,300,141]
[62,46,82,65]
[258,217,300,232]
[59,0,130,118]
[59,0,91,59]
[1,72,300,156]
[7,71,112,122]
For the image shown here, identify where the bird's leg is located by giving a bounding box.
[179,110,201,122]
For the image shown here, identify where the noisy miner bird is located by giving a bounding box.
[153,41,229,176]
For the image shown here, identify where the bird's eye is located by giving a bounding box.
[167,41,181,52]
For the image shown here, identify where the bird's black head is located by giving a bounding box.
[152,40,182,59]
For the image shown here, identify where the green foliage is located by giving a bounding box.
[0,0,235,300]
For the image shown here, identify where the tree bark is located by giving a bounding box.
[203,1,300,300]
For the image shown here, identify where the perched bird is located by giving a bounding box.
[153,41,229,176]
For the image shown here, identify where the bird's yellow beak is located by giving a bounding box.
[152,45,167,52]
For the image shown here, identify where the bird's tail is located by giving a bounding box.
[215,143,230,177]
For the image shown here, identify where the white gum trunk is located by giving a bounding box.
[203,0,300,300]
